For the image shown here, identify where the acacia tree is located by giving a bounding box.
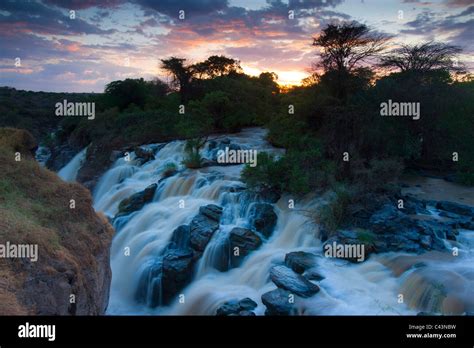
[313,22,388,100]
[160,57,192,103]
[379,42,464,73]
[313,22,388,73]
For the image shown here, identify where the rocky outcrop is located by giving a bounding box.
[114,183,157,219]
[0,128,114,315]
[436,201,474,217]
[248,203,278,238]
[269,265,320,298]
[216,298,258,316]
[324,195,472,260]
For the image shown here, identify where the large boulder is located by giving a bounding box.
[189,205,223,252]
[229,227,262,266]
[248,203,278,238]
[261,288,297,316]
[161,249,195,304]
[216,298,258,316]
[269,265,320,298]
[115,183,157,219]
[285,251,318,274]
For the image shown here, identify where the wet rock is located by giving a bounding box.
[161,248,195,304]
[169,225,191,250]
[248,203,278,238]
[216,298,258,316]
[261,288,296,316]
[270,265,320,298]
[436,201,474,217]
[304,269,325,281]
[285,251,317,274]
[189,205,223,252]
[134,146,155,165]
[229,227,262,267]
[115,183,157,218]
[365,204,453,253]
[199,204,223,222]
[401,197,431,215]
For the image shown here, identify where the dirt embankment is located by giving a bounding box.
[0,128,114,315]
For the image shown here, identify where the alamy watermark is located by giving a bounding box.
[55,99,95,120]
[380,99,420,120]
[0,242,38,262]
[217,147,258,167]
[324,242,365,262]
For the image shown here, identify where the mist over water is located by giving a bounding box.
[78,128,473,315]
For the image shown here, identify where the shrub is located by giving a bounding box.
[162,163,178,178]
[313,184,354,233]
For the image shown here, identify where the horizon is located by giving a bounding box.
[0,0,473,92]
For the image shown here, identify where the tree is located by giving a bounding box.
[313,22,387,99]
[191,55,242,79]
[313,22,388,74]
[161,57,192,103]
[104,78,149,110]
[379,42,464,73]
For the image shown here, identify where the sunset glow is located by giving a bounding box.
[0,0,472,92]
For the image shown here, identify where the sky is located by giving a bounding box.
[0,0,472,92]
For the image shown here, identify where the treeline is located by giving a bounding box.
[243,22,474,200]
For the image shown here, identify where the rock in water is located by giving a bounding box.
[189,205,223,252]
[215,298,258,316]
[115,183,157,218]
[161,249,195,304]
[229,227,262,267]
[248,203,278,238]
[199,204,223,221]
[270,265,320,298]
[169,225,191,249]
[285,251,318,274]
[261,288,296,315]
[134,146,155,164]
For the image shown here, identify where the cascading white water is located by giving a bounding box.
[82,127,473,316]
[57,148,87,182]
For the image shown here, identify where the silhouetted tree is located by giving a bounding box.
[161,57,192,103]
[313,22,388,73]
[191,55,242,79]
[313,22,387,99]
[380,42,464,73]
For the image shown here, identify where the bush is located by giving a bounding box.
[313,184,354,233]
[241,152,286,194]
[162,163,178,178]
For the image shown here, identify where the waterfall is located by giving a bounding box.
[57,148,87,182]
[88,127,473,316]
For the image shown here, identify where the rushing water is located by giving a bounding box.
[57,148,87,182]
[61,127,473,315]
